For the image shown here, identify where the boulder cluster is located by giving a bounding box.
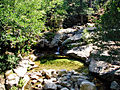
[26,69,96,90]
[5,68,96,90]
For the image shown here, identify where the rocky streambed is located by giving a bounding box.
[2,56,95,90]
[1,26,120,90]
[24,69,95,90]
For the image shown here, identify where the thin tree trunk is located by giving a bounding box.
[89,0,92,8]
[80,0,83,24]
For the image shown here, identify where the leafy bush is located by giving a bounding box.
[0,0,68,73]
[0,0,90,73]
[0,54,19,73]
[0,0,67,54]
[97,0,120,42]
[90,0,120,63]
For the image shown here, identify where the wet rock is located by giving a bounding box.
[44,81,57,90]
[50,28,76,48]
[14,67,27,77]
[73,25,84,30]
[80,80,96,90]
[62,34,82,45]
[50,33,62,47]
[110,81,120,90]
[58,76,68,81]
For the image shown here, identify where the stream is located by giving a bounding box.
[23,54,106,90]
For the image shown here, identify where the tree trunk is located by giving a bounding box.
[80,0,83,24]
[89,0,92,8]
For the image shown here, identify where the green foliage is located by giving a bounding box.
[97,0,120,42]
[0,0,67,54]
[82,29,93,44]
[91,0,120,63]
[18,78,25,88]
[44,32,55,41]
[0,54,19,73]
[10,86,18,90]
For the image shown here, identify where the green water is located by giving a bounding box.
[24,58,88,90]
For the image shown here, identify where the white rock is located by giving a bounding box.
[51,78,57,82]
[19,59,30,68]
[6,74,19,88]
[0,84,5,90]
[36,73,42,77]
[14,67,27,77]
[7,73,18,80]
[37,78,43,83]
[31,80,37,85]
[87,23,95,27]
[58,28,76,34]
[30,75,39,80]
[29,54,37,61]
[5,70,13,76]
[29,61,35,66]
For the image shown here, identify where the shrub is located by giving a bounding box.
[0,0,67,54]
[0,54,19,73]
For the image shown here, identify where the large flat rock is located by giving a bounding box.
[64,44,94,62]
[89,60,120,83]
